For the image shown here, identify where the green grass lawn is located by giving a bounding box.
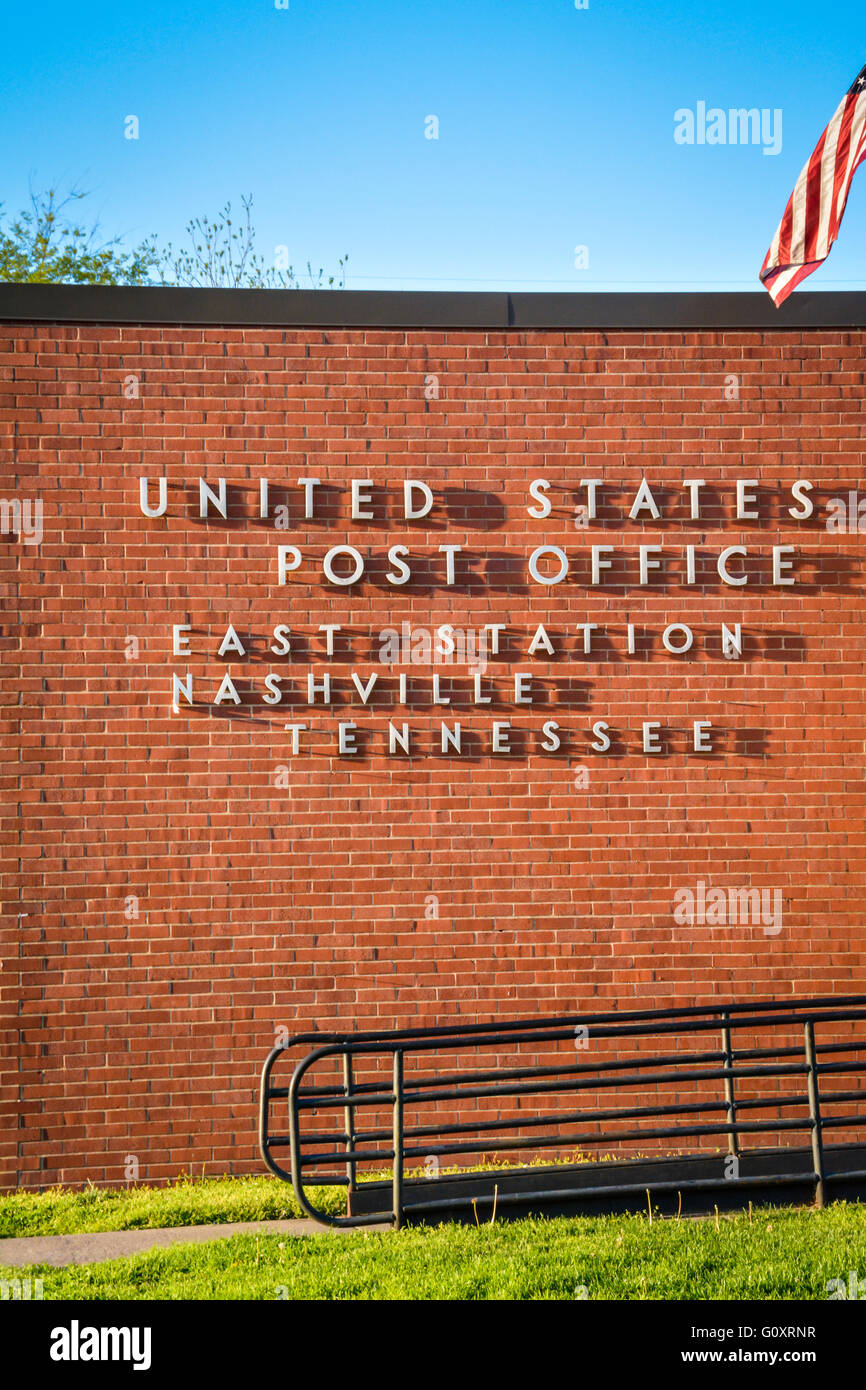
[3,1203,865,1300]
[0,1175,345,1238]
[0,1154,600,1238]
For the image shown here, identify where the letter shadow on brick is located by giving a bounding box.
[550,678,594,709]
[759,631,807,660]
[483,551,530,593]
[724,726,770,757]
[441,488,507,531]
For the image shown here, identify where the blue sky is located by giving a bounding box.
[1,0,865,290]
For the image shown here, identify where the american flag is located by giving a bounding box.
[760,63,866,305]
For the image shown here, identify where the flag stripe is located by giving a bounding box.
[811,102,847,259]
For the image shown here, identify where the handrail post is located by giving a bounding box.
[343,1051,357,1194]
[393,1049,404,1230]
[720,1010,739,1159]
[804,1020,826,1209]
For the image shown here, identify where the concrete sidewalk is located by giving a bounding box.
[0,1217,379,1269]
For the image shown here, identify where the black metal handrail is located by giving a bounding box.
[259,995,866,1228]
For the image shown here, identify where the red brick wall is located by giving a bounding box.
[3,320,865,1189]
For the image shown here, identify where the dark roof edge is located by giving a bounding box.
[2,283,866,330]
